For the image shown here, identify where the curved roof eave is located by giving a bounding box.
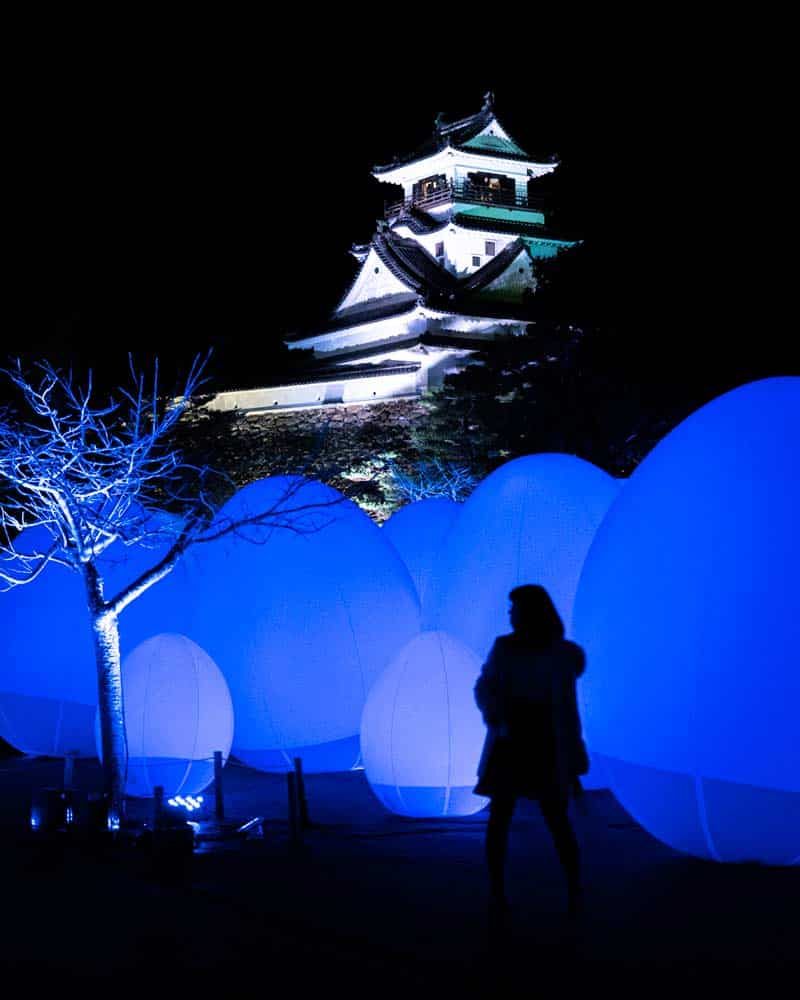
[374,143,554,180]
[458,238,531,293]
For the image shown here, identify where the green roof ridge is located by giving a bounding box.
[461,133,527,156]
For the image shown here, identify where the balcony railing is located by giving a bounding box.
[385,181,546,219]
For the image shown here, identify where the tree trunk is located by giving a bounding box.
[85,565,127,829]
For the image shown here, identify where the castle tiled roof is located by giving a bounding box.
[453,211,575,244]
[304,231,545,341]
[286,223,561,346]
[370,231,536,303]
[285,358,421,384]
[304,295,419,337]
[373,94,556,174]
[371,230,458,298]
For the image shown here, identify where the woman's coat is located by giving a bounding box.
[474,634,588,800]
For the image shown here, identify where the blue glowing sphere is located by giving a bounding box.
[0,523,192,757]
[573,378,800,865]
[361,631,488,817]
[433,454,620,654]
[187,477,421,773]
[382,498,460,623]
[95,633,233,798]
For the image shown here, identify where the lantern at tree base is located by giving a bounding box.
[361,631,487,818]
[573,377,800,865]
[96,633,233,798]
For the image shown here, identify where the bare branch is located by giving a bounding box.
[0,353,213,582]
[387,458,477,503]
[1,352,344,626]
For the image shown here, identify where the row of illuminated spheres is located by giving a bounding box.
[1,378,798,865]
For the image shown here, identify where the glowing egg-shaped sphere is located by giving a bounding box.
[187,477,421,773]
[573,378,800,865]
[95,634,233,798]
[361,631,488,817]
[382,498,460,623]
[0,522,192,757]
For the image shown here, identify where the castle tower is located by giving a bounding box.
[210,94,577,414]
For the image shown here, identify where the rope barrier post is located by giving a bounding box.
[153,785,164,829]
[63,752,76,789]
[287,771,301,850]
[293,757,312,829]
[214,751,225,820]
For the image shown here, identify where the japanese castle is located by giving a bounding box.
[211,93,576,413]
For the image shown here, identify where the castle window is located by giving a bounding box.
[435,241,444,258]
[466,171,514,205]
[413,174,447,204]
[485,241,496,256]
[472,256,481,267]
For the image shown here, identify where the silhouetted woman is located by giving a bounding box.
[474,584,588,916]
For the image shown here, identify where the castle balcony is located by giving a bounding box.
[384,181,547,225]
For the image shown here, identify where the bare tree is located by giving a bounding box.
[0,354,339,827]
[387,458,477,504]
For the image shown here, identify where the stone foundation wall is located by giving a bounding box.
[185,397,430,523]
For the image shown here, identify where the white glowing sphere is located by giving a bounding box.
[95,633,233,798]
[361,631,488,817]
[573,378,800,864]
[382,498,460,623]
[187,477,421,773]
[0,523,192,757]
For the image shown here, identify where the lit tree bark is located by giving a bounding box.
[85,563,126,827]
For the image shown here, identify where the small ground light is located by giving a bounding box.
[167,795,204,812]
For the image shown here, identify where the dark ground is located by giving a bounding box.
[0,755,796,993]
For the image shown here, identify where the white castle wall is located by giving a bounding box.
[337,248,411,312]
[206,368,423,414]
[390,223,518,277]
[475,248,538,301]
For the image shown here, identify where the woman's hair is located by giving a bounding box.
[509,584,564,647]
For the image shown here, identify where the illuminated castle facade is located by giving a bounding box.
[211,93,576,413]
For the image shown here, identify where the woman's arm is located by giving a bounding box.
[565,640,586,679]
[474,640,505,726]
[558,642,590,776]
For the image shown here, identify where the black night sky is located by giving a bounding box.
[7,32,796,400]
